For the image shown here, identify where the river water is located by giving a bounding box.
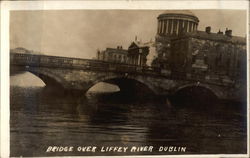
[10,86,247,157]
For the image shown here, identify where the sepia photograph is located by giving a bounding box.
[2,1,249,157]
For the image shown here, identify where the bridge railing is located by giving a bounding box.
[10,53,161,76]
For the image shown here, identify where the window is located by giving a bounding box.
[192,54,196,63]
[227,58,230,67]
[204,54,208,64]
[237,59,240,68]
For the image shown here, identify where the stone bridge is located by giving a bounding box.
[10,53,246,101]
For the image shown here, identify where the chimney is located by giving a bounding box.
[225,29,232,37]
[217,29,223,35]
[205,26,211,34]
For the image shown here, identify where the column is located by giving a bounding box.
[184,20,188,33]
[161,20,164,34]
[189,21,193,32]
[138,53,141,66]
[158,20,161,34]
[187,21,189,32]
[171,19,174,34]
[178,20,183,34]
[168,19,172,34]
[165,20,169,35]
[161,20,165,34]
[159,20,162,34]
[189,21,191,32]
[172,20,175,34]
[158,21,160,34]
[175,19,178,34]
[176,20,179,35]
[163,20,166,34]
[159,20,161,34]
[192,22,195,31]
[190,22,193,32]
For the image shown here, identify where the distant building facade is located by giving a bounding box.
[127,41,150,66]
[97,41,152,67]
[97,46,128,63]
[10,47,43,55]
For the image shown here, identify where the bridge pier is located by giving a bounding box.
[42,86,86,97]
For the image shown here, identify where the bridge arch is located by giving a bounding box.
[10,71,46,87]
[86,74,158,95]
[173,83,222,98]
[26,68,67,89]
[171,83,223,103]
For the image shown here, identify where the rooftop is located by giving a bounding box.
[161,10,196,17]
[173,31,246,44]
[105,47,128,54]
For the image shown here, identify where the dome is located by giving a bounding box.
[160,10,196,17]
[158,10,199,22]
[156,10,199,36]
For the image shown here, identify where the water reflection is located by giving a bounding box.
[10,86,247,157]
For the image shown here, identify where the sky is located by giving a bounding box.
[10,10,247,59]
[10,9,247,87]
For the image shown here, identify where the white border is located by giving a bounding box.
[1,1,249,158]
[247,1,250,157]
[5,1,249,10]
[1,2,10,158]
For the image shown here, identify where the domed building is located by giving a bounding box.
[153,10,246,81]
[157,10,199,36]
[154,10,199,69]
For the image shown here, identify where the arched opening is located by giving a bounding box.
[10,69,66,96]
[86,77,155,99]
[171,85,218,106]
[106,78,155,96]
[10,72,45,87]
[10,72,46,107]
[85,77,156,104]
[88,82,120,93]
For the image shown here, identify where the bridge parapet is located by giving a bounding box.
[10,53,162,76]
